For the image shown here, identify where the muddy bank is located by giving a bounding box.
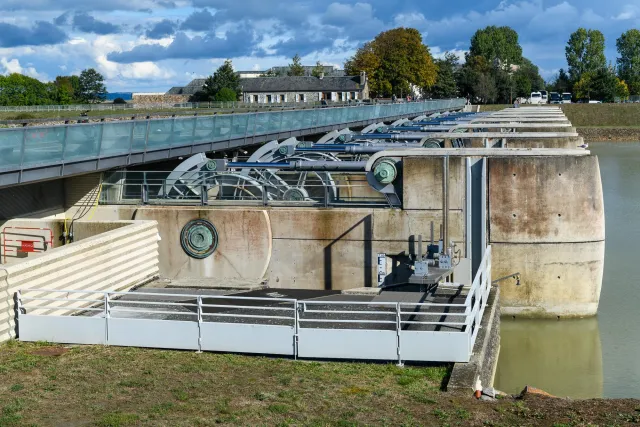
[578,127,640,142]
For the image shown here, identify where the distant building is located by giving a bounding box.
[237,71,264,79]
[240,73,368,103]
[165,72,369,103]
[166,80,207,96]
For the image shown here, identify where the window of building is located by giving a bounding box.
[253,95,259,103]
[280,94,286,102]
[323,92,332,101]
[298,94,305,102]
[351,92,357,100]
[266,94,272,103]
[338,92,343,101]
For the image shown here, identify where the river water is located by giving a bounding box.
[494,142,640,399]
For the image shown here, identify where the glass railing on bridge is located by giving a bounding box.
[0,99,465,172]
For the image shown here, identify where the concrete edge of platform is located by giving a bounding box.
[341,287,382,296]
[144,277,269,292]
[447,285,500,392]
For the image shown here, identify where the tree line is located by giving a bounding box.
[0,68,107,106]
[345,26,640,103]
[548,28,638,102]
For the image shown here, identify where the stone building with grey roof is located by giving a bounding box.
[166,72,369,103]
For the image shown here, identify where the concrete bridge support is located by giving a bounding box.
[488,155,605,317]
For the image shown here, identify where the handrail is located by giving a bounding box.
[0,99,466,175]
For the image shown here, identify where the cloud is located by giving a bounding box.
[107,29,255,63]
[180,9,216,32]
[0,21,67,48]
[54,12,71,26]
[0,57,49,80]
[0,0,168,11]
[146,19,177,39]
[72,12,121,35]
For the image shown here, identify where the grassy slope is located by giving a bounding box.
[480,104,640,127]
[1,342,639,426]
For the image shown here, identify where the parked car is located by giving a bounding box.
[549,92,562,104]
[529,92,543,104]
[540,90,549,104]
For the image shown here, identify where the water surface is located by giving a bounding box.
[495,142,640,398]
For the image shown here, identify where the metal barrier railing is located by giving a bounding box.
[99,171,389,207]
[0,100,378,113]
[16,247,491,363]
[0,99,466,172]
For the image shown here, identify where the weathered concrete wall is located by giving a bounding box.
[132,94,189,105]
[489,156,605,317]
[109,207,464,290]
[0,221,159,343]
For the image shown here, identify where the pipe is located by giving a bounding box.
[227,160,367,171]
[296,143,421,154]
[442,155,449,255]
[354,133,425,141]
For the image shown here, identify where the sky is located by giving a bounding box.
[0,0,638,93]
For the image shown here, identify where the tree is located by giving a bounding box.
[429,52,458,98]
[0,74,56,106]
[468,26,522,70]
[203,60,241,100]
[260,68,277,77]
[213,88,237,102]
[288,54,305,76]
[189,91,211,102]
[617,79,630,100]
[345,27,437,98]
[311,61,325,78]
[566,28,606,83]
[53,76,75,104]
[473,73,497,104]
[113,97,127,104]
[548,68,571,93]
[616,29,640,95]
[77,69,107,103]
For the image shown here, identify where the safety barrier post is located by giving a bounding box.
[396,302,403,367]
[197,296,203,353]
[294,300,299,360]
[104,292,110,346]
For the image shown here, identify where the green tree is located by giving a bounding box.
[189,91,211,102]
[455,55,490,101]
[0,74,56,106]
[473,73,497,104]
[548,68,572,93]
[429,52,458,98]
[311,61,324,78]
[345,27,437,98]
[616,29,640,95]
[260,68,277,77]
[565,28,606,83]
[53,76,78,104]
[78,68,107,103]
[468,26,522,70]
[203,60,241,99]
[213,87,237,102]
[288,54,305,76]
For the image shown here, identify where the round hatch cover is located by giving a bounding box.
[180,219,219,259]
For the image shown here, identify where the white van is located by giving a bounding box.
[529,92,543,104]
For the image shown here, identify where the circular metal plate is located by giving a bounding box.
[180,219,219,259]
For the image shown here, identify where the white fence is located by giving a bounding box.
[17,247,492,363]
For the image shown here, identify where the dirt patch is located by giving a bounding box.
[30,347,68,357]
[578,127,640,142]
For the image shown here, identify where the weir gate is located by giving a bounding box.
[1,104,604,366]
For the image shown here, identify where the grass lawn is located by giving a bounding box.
[1,341,640,426]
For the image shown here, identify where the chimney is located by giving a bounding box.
[319,72,324,80]
[360,71,366,85]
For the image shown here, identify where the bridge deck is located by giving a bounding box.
[0,99,465,188]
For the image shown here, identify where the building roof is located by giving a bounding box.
[166,75,365,96]
[240,76,364,93]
